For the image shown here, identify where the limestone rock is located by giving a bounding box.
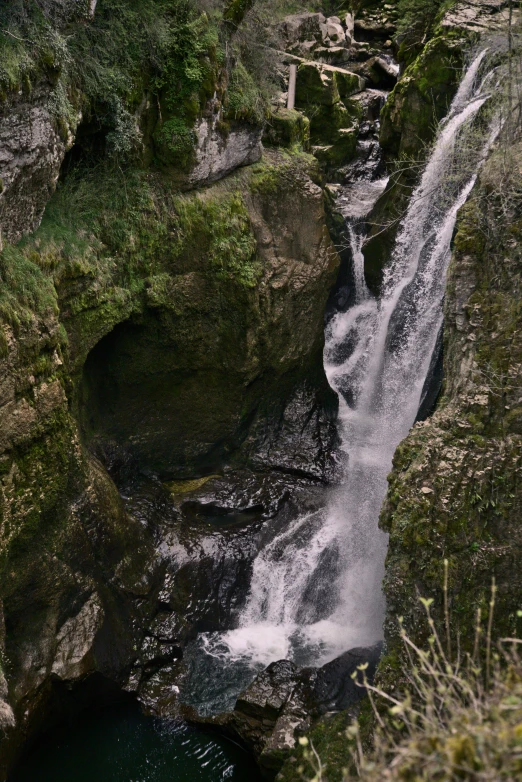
[313,46,352,67]
[75,151,339,479]
[51,595,104,680]
[441,0,516,34]
[278,13,326,46]
[362,56,399,89]
[188,119,263,187]
[0,83,78,243]
[325,21,346,46]
[263,108,310,150]
[355,15,396,38]
[380,36,465,158]
[214,642,383,774]
[312,127,358,170]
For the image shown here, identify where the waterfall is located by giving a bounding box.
[192,51,497,703]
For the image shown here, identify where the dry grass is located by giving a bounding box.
[299,570,522,781]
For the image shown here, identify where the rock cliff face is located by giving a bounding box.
[2,0,521,780]
[74,153,339,479]
[0,2,343,775]
[0,82,78,245]
[380,145,522,672]
[0,146,340,775]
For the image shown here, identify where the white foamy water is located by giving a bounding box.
[196,52,496,683]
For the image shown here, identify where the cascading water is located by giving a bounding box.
[184,50,498,714]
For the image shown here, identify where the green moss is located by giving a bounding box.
[263,108,310,151]
[223,0,255,26]
[0,408,74,571]
[0,2,68,95]
[0,0,228,165]
[249,151,320,197]
[173,191,260,288]
[0,244,58,328]
[154,116,197,168]
[313,128,358,169]
[380,34,465,158]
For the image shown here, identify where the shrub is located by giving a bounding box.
[299,575,522,781]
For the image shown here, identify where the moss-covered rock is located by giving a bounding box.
[0,306,159,778]
[379,143,522,679]
[0,132,340,775]
[313,128,358,170]
[296,62,363,108]
[263,108,310,150]
[0,0,268,242]
[380,34,466,158]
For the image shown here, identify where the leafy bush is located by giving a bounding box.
[0,0,223,163]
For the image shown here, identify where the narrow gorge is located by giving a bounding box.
[0,1,521,781]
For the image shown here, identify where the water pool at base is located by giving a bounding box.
[10,702,262,782]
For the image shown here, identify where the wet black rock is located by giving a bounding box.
[201,642,383,778]
[312,642,383,714]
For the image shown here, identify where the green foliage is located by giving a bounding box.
[0,0,224,163]
[0,159,262,333]
[225,60,267,124]
[224,0,256,26]
[68,0,223,162]
[0,0,271,168]
[154,116,197,167]
[293,594,522,782]
[0,1,69,96]
[352,595,522,781]
[47,80,79,141]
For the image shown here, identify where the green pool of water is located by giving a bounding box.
[10,702,262,782]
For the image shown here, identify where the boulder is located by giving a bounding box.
[215,642,383,774]
[312,642,383,714]
[188,118,263,187]
[263,108,310,150]
[441,0,514,34]
[355,16,396,38]
[299,39,319,56]
[296,62,363,108]
[313,46,352,67]
[278,12,326,45]
[363,56,399,89]
[326,21,346,46]
[312,127,358,170]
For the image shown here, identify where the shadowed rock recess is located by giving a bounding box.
[1,0,521,780]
